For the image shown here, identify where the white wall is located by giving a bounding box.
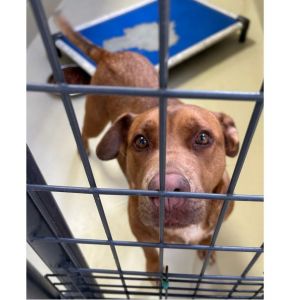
[27,0,62,47]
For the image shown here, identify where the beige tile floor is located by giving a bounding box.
[27,0,263,297]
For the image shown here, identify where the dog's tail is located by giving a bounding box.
[55,14,109,63]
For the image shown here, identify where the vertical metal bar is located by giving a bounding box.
[158,0,170,298]
[64,272,87,299]
[62,263,96,300]
[228,243,264,298]
[159,0,170,87]
[29,1,129,298]
[193,97,263,297]
[250,284,264,299]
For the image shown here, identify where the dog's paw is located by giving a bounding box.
[149,278,161,287]
[197,250,216,265]
[146,261,161,286]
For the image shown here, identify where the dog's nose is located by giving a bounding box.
[148,173,191,193]
[148,173,191,210]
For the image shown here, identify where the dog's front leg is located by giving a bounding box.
[143,247,159,274]
[197,235,216,264]
[128,197,160,274]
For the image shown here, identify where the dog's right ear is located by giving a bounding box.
[96,113,135,160]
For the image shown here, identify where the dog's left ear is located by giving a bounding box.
[96,113,135,160]
[213,112,239,157]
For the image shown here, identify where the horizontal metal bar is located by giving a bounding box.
[26,184,263,202]
[54,282,261,294]
[26,83,263,101]
[60,288,263,299]
[47,273,263,287]
[46,274,67,278]
[67,267,263,282]
[31,236,263,253]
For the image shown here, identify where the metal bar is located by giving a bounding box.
[193,99,264,297]
[68,267,263,282]
[47,273,263,286]
[31,236,264,253]
[26,147,100,299]
[227,103,264,193]
[239,245,264,277]
[45,275,67,299]
[54,282,261,294]
[27,183,263,202]
[159,0,170,88]
[27,260,60,299]
[227,244,264,298]
[158,0,170,297]
[29,0,129,297]
[250,285,264,299]
[237,15,250,43]
[46,274,67,279]
[62,266,87,300]
[60,289,263,299]
[45,276,66,299]
[27,83,264,101]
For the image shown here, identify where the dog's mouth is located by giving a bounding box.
[143,171,205,228]
[149,196,185,210]
[149,196,193,227]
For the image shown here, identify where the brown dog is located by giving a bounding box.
[57,16,239,273]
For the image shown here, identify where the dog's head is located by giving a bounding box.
[96,103,239,229]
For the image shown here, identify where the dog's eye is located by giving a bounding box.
[133,135,149,150]
[195,132,211,146]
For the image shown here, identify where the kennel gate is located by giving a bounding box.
[26,0,264,298]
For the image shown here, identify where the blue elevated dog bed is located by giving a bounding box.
[54,0,249,75]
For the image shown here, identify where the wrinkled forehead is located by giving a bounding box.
[128,104,223,138]
[129,108,159,137]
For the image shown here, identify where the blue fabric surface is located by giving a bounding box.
[60,0,238,67]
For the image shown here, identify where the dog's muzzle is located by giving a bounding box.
[147,173,191,211]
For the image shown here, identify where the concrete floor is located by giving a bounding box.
[27,0,263,297]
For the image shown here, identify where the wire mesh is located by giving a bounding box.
[27,0,264,299]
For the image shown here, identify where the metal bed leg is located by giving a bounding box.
[238,15,250,43]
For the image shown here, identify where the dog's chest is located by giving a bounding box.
[164,224,207,244]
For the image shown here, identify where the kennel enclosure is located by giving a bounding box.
[27,0,264,298]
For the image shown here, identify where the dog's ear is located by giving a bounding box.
[96,113,135,160]
[214,112,239,157]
